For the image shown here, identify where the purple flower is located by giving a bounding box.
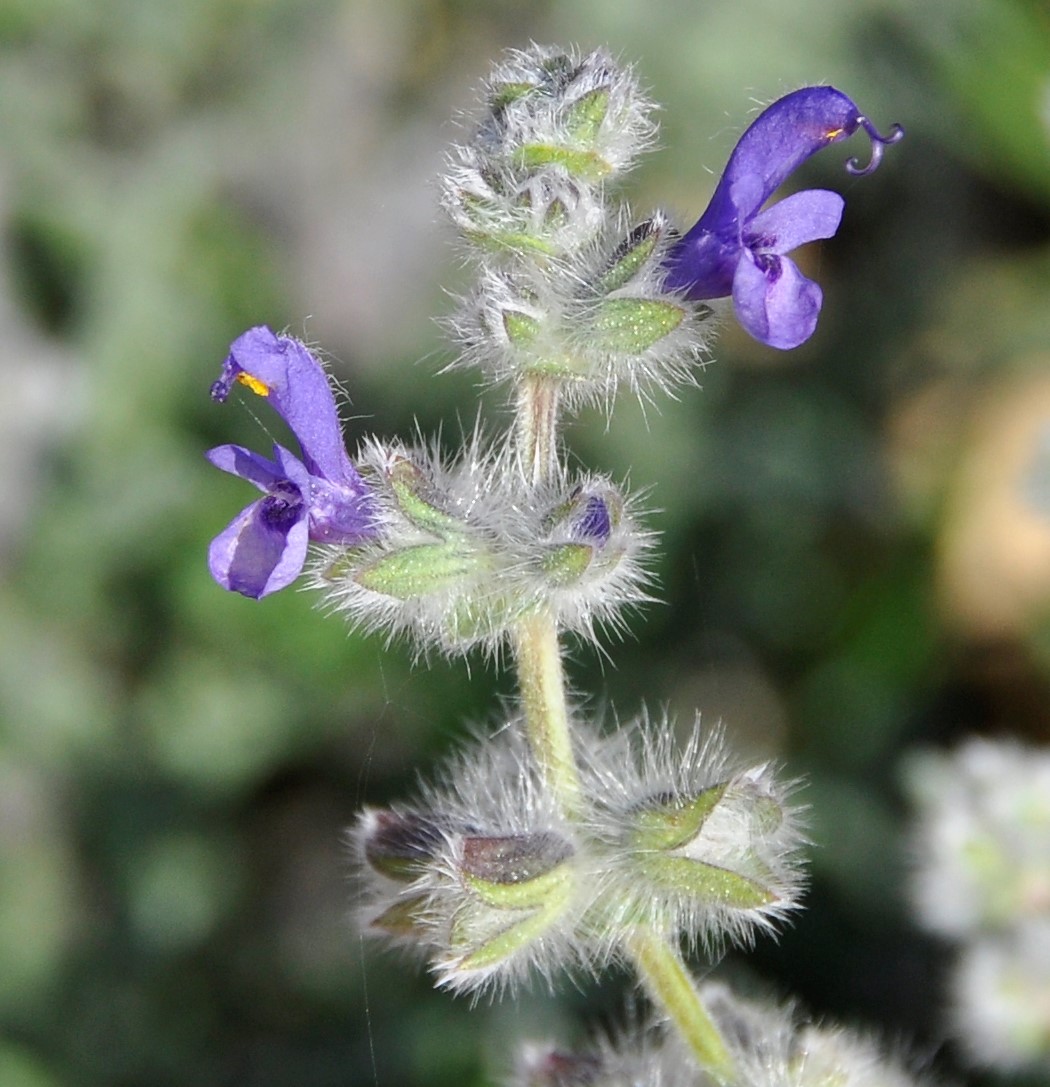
[664,86,903,349]
[206,326,375,598]
[576,494,613,544]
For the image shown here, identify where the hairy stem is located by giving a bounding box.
[626,928,736,1081]
[512,611,581,818]
[516,374,561,487]
[512,370,581,815]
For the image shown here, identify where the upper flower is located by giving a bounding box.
[664,86,903,349]
[206,326,376,598]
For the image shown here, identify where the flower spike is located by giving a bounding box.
[664,86,903,349]
[206,326,377,598]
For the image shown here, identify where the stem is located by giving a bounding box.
[626,928,736,1081]
[512,370,580,815]
[516,374,561,486]
[506,201,726,1080]
[512,611,581,817]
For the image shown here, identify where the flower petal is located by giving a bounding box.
[662,230,740,299]
[703,86,865,225]
[746,189,844,254]
[732,252,823,350]
[576,494,613,544]
[307,476,377,543]
[208,490,310,598]
[211,326,357,484]
[208,439,373,546]
[664,87,864,300]
[206,444,284,492]
[664,86,900,322]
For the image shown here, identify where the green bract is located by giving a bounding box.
[591,298,686,354]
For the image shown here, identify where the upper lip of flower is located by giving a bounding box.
[210,325,361,484]
[206,326,376,598]
[663,86,903,350]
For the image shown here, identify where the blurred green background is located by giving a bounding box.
[2,0,1049,1084]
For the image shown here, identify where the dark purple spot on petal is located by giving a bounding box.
[753,252,782,280]
[260,480,304,531]
[744,231,777,252]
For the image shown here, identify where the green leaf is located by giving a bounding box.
[540,542,594,586]
[387,458,466,537]
[354,544,477,599]
[564,88,610,144]
[369,895,430,938]
[489,81,535,110]
[596,221,662,293]
[465,860,572,911]
[503,310,541,346]
[592,298,685,353]
[451,866,574,972]
[637,855,777,910]
[514,143,611,180]
[630,783,729,851]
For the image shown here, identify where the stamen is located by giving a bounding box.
[236,371,271,397]
[845,117,905,176]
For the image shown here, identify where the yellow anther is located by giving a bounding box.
[236,372,270,397]
[824,127,845,141]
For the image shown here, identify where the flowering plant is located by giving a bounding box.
[206,46,905,1084]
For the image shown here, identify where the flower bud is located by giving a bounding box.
[355,808,450,944]
[349,452,493,601]
[583,721,806,950]
[441,830,578,980]
[445,208,712,404]
[313,442,526,652]
[537,486,627,590]
[368,895,432,941]
[626,776,787,913]
[360,808,451,883]
[627,784,729,852]
[443,165,603,257]
[545,487,619,544]
[697,983,922,1087]
[470,46,656,183]
[460,831,574,905]
[520,481,651,641]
